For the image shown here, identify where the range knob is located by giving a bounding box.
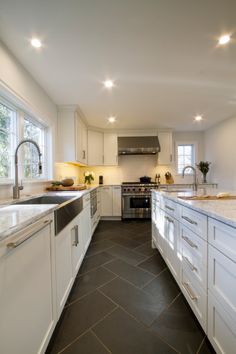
[127,188,130,191]
[133,188,136,191]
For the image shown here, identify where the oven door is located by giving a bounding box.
[122,195,151,219]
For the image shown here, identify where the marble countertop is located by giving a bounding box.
[153,188,236,228]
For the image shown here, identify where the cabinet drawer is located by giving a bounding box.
[163,198,179,219]
[208,218,236,263]
[180,225,207,289]
[180,206,207,240]
[83,194,90,208]
[208,292,236,354]
[208,245,236,319]
[181,267,207,331]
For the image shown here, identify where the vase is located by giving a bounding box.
[202,173,207,183]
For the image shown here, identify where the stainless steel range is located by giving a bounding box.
[122,182,159,219]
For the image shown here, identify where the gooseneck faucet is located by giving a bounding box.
[182,165,198,191]
[13,139,42,199]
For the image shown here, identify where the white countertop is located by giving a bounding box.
[153,188,236,228]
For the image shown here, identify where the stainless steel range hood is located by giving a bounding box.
[118,136,161,155]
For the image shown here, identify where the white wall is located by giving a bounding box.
[0,40,57,199]
[204,115,236,190]
[79,131,204,185]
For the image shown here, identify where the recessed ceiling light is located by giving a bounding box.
[104,80,114,89]
[108,116,116,123]
[31,38,42,48]
[194,115,203,122]
[218,34,231,45]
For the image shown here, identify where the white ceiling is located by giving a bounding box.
[0,0,236,131]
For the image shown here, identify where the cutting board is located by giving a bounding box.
[46,185,87,191]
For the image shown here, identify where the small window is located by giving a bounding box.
[23,117,46,179]
[0,101,16,179]
[177,144,195,174]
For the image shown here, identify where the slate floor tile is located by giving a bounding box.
[134,241,157,256]
[86,239,115,257]
[106,245,146,265]
[100,277,165,326]
[104,258,155,287]
[91,230,115,243]
[61,330,109,354]
[79,252,115,275]
[151,295,205,354]
[198,337,216,354]
[46,291,116,354]
[138,254,166,275]
[93,308,177,354]
[67,267,116,303]
[110,235,141,249]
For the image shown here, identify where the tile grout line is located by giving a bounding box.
[140,267,168,289]
[91,329,112,354]
[78,256,119,276]
[196,335,207,354]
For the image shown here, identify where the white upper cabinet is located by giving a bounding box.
[104,133,118,165]
[88,130,104,165]
[158,131,173,165]
[57,106,87,165]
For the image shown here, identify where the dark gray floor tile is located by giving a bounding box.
[104,259,155,287]
[93,308,176,354]
[110,235,141,249]
[151,295,205,354]
[67,267,116,303]
[134,241,158,256]
[100,277,164,326]
[86,239,115,257]
[91,230,115,243]
[143,269,180,306]
[61,331,109,354]
[198,337,216,354]
[47,291,116,354]
[79,252,115,275]
[138,254,166,275]
[106,245,146,265]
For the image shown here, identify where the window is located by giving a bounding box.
[0,96,49,181]
[177,143,195,174]
[0,101,16,179]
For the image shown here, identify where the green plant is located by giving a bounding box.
[196,161,211,174]
[84,171,95,184]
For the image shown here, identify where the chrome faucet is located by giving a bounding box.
[182,165,198,191]
[13,139,42,199]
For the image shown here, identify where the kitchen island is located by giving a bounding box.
[152,188,236,354]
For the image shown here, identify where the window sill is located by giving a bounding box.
[0,179,52,186]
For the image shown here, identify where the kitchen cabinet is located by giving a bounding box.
[164,212,180,282]
[71,214,84,277]
[88,130,104,165]
[80,194,92,252]
[104,133,118,165]
[158,131,173,165]
[100,186,121,217]
[0,215,56,354]
[58,106,88,165]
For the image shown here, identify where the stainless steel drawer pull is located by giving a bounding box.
[7,219,52,249]
[183,256,197,272]
[182,235,198,249]
[164,215,174,223]
[72,225,79,246]
[182,216,197,225]
[182,282,198,301]
[165,205,175,212]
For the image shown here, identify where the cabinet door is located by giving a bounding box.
[88,130,104,165]
[164,213,180,282]
[112,186,121,216]
[80,205,92,252]
[58,107,76,162]
[0,217,56,354]
[55,225,73,316]
[158,132,173,165]
[76,117,87,165]
[101,186,113,216]
[104,133,118,165]
[71,215,84,277]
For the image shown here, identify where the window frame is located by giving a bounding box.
[0,95,50,183]
[175,141,198,175]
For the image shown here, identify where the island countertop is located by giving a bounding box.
[152,188,236,228]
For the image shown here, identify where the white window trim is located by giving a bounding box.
[175,141,198,175]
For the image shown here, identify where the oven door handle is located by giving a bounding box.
[122,194,151,197]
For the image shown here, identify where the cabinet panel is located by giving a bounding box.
[80,205,92,252]
[180,206,207,240]
[88,130,104,165]
[158,131,173,165]
[112,186,121,216]
[104,133,118,165]
[100,186,113,216]
[76,117,87,164]
[0,217,55,354]
[164,213,180,282]
[71,215,84,277]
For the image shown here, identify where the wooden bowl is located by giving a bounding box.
[61,178,74,187]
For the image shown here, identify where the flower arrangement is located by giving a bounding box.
[84,171,95,184]
[196,161,211,183]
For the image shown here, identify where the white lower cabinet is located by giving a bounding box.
[71,214,84,277]
[100,185,121,217]
[80,202,92,252]
[0,215,56,354]
[112,186,122,216]
[164,212,180,282]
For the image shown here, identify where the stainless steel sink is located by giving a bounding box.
[15,195,83,235]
